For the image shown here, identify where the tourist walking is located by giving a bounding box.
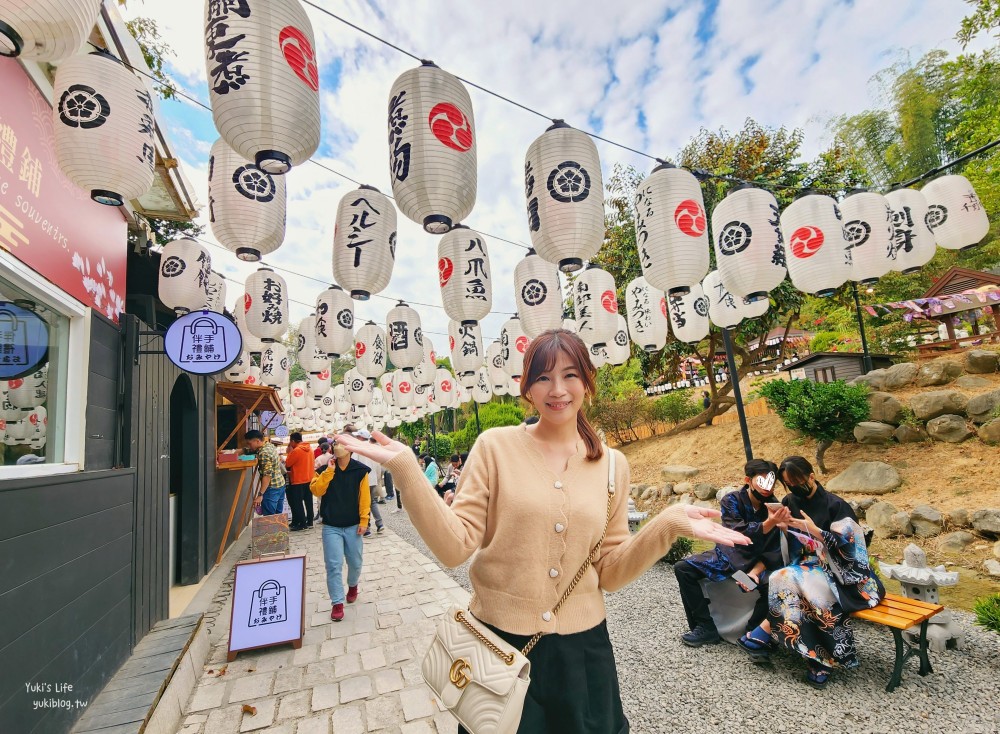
[310,433,372,622]
[284,432,314,531]
[336,329,748,733]
[246,430,286,516]
[352,429,385,536]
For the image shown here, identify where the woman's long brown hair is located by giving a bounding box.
[519,329,603,461]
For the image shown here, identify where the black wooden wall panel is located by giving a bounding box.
[86,314,123,472]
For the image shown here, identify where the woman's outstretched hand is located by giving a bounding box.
[675,505,751,547]
[333,431,410,466]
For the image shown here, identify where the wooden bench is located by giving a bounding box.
[851,593,943,692]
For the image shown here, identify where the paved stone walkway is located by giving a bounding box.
[176,525,468,734]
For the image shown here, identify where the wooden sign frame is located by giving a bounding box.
[227,554,306,661]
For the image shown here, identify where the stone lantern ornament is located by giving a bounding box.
[880,543,962,652]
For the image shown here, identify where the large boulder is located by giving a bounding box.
[662,465,700,481]
[693,482,717,501]
[883,362,919,391]
[866,501,898,537]
[868,392,905,425]
[825,461,902,495]
[910,390,969,421]
[972,508,1000,537]
[955,375,992,390]
[909,505,944,538]
[978,419,1000,445]
[926,414,974,443]
[939,530,976,554]
[947,508,970,528]
[916,358,963,387]
[894,424,928,443]
[854,421,896,444]
[965,349,1000,374]
[967,389,1000,424]
[851,369,887,391]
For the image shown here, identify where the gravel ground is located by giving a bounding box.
[381,506,1000,734]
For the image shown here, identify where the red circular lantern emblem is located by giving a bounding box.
[674,200,707,237]
[790,226,824,258]
[428,103,473,152]
[29,413,38,425]
[515,336,529,354]
[8,379,22,389]
[243,293,252,313]
[660,297,667,318]
[319,369,330,380]
[430,351,437,364]
[245,375,257,384]
[449,336,455,351]
[398,382,411,394]
[438,257,454,287]
[293,388,303,397]
[356,342,366,358]
[601,290,618,314]
[441,380,452,392]
[278,26,319,92]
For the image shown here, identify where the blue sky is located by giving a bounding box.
[123,0,981,347]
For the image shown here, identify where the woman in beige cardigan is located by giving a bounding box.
[336,329,749,733]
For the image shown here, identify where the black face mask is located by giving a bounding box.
[749,487,771,504]
[788,483,812,499]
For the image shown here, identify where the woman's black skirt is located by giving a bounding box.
[458,619,629,734]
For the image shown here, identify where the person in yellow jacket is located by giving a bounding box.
[310,437,371,621]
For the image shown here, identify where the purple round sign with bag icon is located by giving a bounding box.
[164,310,242,375]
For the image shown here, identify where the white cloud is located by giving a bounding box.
[131,0,978,353]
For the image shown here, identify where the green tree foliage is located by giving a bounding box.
[957,0,1000,47]
[451,401,524,452]
[759,379,870,472]
[651,390,700,425]
[420,435,453,462]
[973,592,1000,635]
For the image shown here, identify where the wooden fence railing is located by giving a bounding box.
[602,397,775,445]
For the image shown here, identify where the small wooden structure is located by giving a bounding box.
[779,351,895,383]
[915,267,1000,353]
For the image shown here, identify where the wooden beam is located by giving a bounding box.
[217,467,248,564]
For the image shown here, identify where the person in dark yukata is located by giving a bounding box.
[673,459,790,649]
[739,456,885,689]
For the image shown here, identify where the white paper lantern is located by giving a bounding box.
[294,407,312,421]
[448,320,483,379]
[574,266,618,347]
[607,315,630,366]
[486,341,507,391]
[204,270,227,313]
[4,418,27,443]
[712,186,786,300]
[438,225,492,322]
[260,343,289,387]
[561,318,578,334]
[884,188,937,274]
[205,0,320,173]
[412,382,430,409]
[29,434,46,451]
[319,390,336,417]
[294,315,327,374]
[245,268,288,342]
[413,337,437,387]
[386,301,423,369]
[233,294,265,355]
[703,270,768,329]
[458,370,477,390]
[667,283,710,344]
[355,321,388,379]
[53,50,156,205]
[333,384,351,414]
[0,0,102,61]
[289,380,308,410]
[524,121,603,272]
[208,137,286,262]
[780,194,851,297]
[392,369,414,409]
[308,368,331,400]
[158,238,211,315]
[345,368,373,407]
[500,317,530,378]
[387,61,477,233]
[378,372,394,408]
[515,249,563,338]
[635,163,710,295]
[369,388,388,418]
[7,369,46,410]
[333,185,396,300]
[588,343,608,369]
[225,350,251,382]
[624,276,668,352]
[921,175,990,251]
[473,366,493,404]
[455,382,472,405]
[434,368,456,409]
[387,417,402,428]
[244,364,261,386]
[841,191,894,284]
[315,285,354,357]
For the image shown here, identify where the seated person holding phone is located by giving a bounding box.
[673,459,789,648]
[739,456,885,688]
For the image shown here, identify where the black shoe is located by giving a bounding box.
[290,524,305,532]
[681,625,721,648]
[305,522,314,528]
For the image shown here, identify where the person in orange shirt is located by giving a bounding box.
[284,432,315,531]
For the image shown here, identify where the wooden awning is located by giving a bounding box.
[216,383,284,414]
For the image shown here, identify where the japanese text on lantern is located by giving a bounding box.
[459,324,478,356]
[136,88,155,171]
[768,204,786,268]
[464,236,488,301]
[261,277,283,325]
[206,0,252,95]
[631,285,650,332]
[388,91,410,182]
[634,186,653,269]
[714,282,735,309]
[346,196,380,267]
[576,281,592,331]
[372,333,385,367]
[524,161,539,232]
[669,295,686,329]
[889,206,915,260]
[389,321,408,350]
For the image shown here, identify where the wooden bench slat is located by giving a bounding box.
[875,597,940,615]
[880,593,942,612]
[851,609,920,628]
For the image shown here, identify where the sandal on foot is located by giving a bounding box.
[737,629,772,662]
[805,665,831,689]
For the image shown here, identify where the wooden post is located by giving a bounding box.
[217,466,249,564]
[237,467,260,535]
[992,305,1000,341]
[945,318,957,343]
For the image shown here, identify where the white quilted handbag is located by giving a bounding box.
[422,449,616,734]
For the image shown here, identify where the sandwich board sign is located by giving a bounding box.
[228,554,305,661]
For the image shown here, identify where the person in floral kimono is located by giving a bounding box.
[738,456,884,688]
